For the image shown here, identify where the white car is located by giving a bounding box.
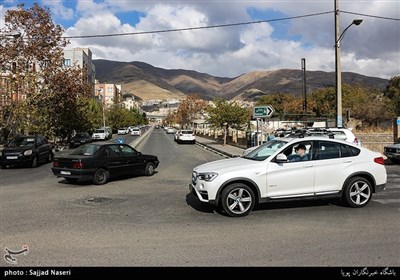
[328,127,361,146]
[176,130,195,144]
[117,128,128,135]
[92,129,108,141]
[130,127,142,136]
[190,136,387,217]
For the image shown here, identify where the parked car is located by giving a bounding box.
[190,136,387,217]
[51,142,159,185]
[383,143,400,164]
[1,135,54,168]
[176,130,196,144]
[328,127,361,146]
[69,132,93,148]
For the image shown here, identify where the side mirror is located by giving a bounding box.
[276,153,288,163]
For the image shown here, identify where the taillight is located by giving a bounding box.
[72,161,84,169]
[374,157,385,165]
[53,160,59,167]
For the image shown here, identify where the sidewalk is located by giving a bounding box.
[195,135,245,158]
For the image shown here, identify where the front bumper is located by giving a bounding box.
[1,154,34,167]
[375,183,386,192]
[189,183,218,206]
[383,152,400,160]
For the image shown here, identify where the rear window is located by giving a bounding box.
[8,137,35,147]
[71,144,101,156]
[181,130,193,134]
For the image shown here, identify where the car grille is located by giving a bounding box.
[385,147,397,153]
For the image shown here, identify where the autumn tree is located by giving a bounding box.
[342,84,395,126]
[175,94,208,128]
[1,3,94,142]
[207,98,249,145]
[255,93,305,119]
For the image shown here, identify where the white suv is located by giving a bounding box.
[328,127,361,146]
[190,137,386,217]
[176,130,195,144]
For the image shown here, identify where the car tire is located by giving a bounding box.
[93,168,108,185]
[144,162,155,176]
[65,178,78,183]
[220,183,255,217]
[342,176,372,208]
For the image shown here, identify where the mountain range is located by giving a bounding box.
[93,59,389,101]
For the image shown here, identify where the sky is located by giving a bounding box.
[1,0,399,79]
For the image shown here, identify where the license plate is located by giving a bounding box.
[60,171,71,175]
[6,156,18,160]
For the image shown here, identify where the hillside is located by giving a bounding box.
[93,60,389,101]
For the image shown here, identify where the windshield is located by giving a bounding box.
[243,140,287,161]
[75,133,87,138]
[94,129,105,134]
[8,137,35,147]
[71,144,101,156]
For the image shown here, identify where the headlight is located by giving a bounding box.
[197,172,218,182]
[24,149,33,156]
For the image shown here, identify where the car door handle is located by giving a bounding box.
[302,164,313,168]
[342,160,352,163]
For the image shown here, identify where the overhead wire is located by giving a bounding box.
[62,9,400,40]
[62,11,333,39]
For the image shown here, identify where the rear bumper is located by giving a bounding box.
[51,167,96,180]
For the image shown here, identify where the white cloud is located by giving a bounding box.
[3,1,399,79]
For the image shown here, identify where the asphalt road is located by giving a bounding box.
[1,129,399,269]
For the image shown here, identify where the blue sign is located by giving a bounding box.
[397,118,400,125]
[116,138,124,144]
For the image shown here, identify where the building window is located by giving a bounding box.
[64,59,71,67]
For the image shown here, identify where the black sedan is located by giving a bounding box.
[383,143,400,164]
[51,142,159,185]
[69,132,93,148]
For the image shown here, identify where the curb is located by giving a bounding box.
[195,141,241,158]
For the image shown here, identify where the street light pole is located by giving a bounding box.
[334,0,362,127]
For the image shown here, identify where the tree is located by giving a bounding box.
[0,3,69,138]
[342,84,395,126]
[384,76,400,115]
[175,94,208,128]
[207,98,249,145]
[255,93,305,119]
[1,3,94,142]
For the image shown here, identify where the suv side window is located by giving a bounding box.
[283,141,313,162]
[318,141,341,160]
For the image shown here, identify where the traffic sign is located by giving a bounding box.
[253,105,274,118]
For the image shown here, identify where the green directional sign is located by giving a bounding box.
[253,105,274,118]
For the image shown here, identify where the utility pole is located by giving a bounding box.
[301,58,307,115]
